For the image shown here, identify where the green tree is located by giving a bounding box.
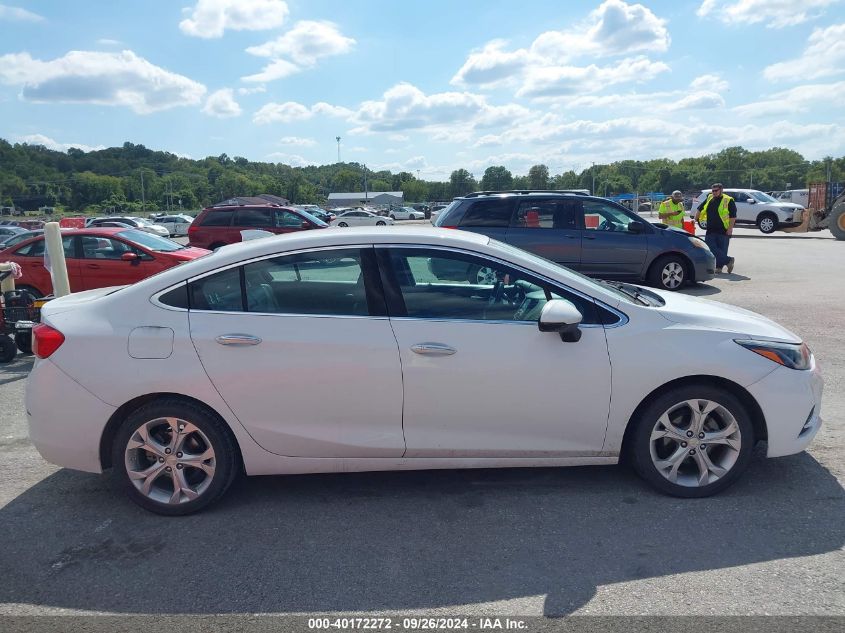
[528,164,550,189]
[449,169,476,197]
[480,166,513,191]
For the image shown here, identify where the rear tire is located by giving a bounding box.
[829,206,845,241]
[0,335,16,363]
[14,332,32,355]
[648,255,688,291]
[628,383,754,498]
[112,399,239,516]
[338,222,348,227]
[757,212,778,234]
[376,221,386,226]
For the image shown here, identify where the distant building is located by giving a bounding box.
[327,191,404,207]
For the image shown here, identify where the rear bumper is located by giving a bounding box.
[746,362,824,458]
[26,358,116,473]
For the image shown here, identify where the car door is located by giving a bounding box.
[77,235,155,290]
[579,200,649,280]
[187,247,405,457]
[505,198,582,270]
[378,246,612,457]
[727,191,752,223]
[12,235,82,294]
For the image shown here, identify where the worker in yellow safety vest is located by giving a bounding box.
[695,183,737,273]
[658,190,686,228]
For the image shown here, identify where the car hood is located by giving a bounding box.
[649,289,802,343]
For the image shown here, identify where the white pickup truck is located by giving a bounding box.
[693,188,804,234]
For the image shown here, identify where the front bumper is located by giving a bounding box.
[690,249,717,281]
[746,361,824,458]
[26,358,116,473]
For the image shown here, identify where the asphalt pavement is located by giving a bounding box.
[0,225,843,618]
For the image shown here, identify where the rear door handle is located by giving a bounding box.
[411,343,456,356]
[216,334,262,346]
[583,235,596,240]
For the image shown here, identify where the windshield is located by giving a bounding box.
[749,191,778,203]
[117,229,185,251]
[489,239,638,304]
[297,209,329,226]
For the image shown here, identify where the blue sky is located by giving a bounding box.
[1,0,844,179]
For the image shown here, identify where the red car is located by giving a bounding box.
[188,204,328,250]
[0,228,209,296]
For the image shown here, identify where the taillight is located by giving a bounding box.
[32,323,65,359]
[188,224,198,234]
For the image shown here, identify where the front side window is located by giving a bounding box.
[512,199,579,230]
[80,236,135,259]
[276,210,304,228]
[383,248,598,323]
[582,201,644,232]
[459,199,514,228]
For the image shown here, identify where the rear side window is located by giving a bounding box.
[189,267,243,312]
[459,199,514,228]
[158,283,189,309]
[234,208,273,227]
[199,211,232,227]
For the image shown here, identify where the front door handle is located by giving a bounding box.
[86,264,101,269]
[215,334,262,346]
[411,342,456,356]
[583,234,597,240]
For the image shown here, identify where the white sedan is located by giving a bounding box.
[27,227,822,514]
[331,210,394,227]
[150,214,194,237]
[389,207,425,220]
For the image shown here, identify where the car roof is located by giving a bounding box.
[202,203,284,211]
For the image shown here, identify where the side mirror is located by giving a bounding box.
[627,222,644,234]
[538,299,583,343]
[121,252,140,264]
[301,221,312,229]
[747,198,756,204]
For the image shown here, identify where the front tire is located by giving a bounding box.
[112,399,239,515]
[338,222,348,227]
[376,220,386,226]
[628,384,754,497]
[757,212,778,234]
[648,255,688,291]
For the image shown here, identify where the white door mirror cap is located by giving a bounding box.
[538,299,583,332]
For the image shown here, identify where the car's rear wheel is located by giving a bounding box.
[628,384,754,497]
[466,265,497,285]
[112,399,239,515]
[376,220,386,226]
[338,222,348,227]
[757,212,778,234]
[14,332,32,355]
[648,255,688,291]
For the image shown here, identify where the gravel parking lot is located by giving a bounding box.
[1,226,843,618]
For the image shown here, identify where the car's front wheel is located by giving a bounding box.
[338,222,348,227]
[376,220,386,226]
[648,255,688,291]
[628,384,754,497]
[757,212,778,234]
[112,399,239,515]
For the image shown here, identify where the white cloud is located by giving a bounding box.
[388,133,409,142]
[0,4,44,22]
[279,136,316,146]
[0,50,206,113]
[97,38,122,46]
[697,0,841,29]
[253,101,312,124]
[241,58,300,83]
[689,74,728,92]
[246,20,355,64]
[179,0,288,38]
[311,102,353,118]
[517,57,670,98]
[237,85,267,95]
[202,88,242,117]
[733,80,845,117]
[763,23,845,81]
[17,134,104,153]
[667,93,725,110]
[531,0,670,60]
[266,152,311,166]
[404,156,427,169]
[451,40,531,87]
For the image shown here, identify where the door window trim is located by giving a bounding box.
[374,244,627,328]
[151,244,388,319]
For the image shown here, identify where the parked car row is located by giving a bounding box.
[691,188,804,234]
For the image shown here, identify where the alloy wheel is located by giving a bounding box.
[760,217,775,233]
[475,266,497,285]
[649,399,742,487]
[661,261,685,289]
[124,417,216,505]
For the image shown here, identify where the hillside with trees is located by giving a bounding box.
[0,138,842,215]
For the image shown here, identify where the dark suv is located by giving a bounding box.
[188,204,328,250]
[434,191,715,291]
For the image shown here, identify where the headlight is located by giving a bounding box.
[688,236,710,250]
[735,339,812,370]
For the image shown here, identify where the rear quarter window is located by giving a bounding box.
[199,211,233,227]
[459,199,514,228]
